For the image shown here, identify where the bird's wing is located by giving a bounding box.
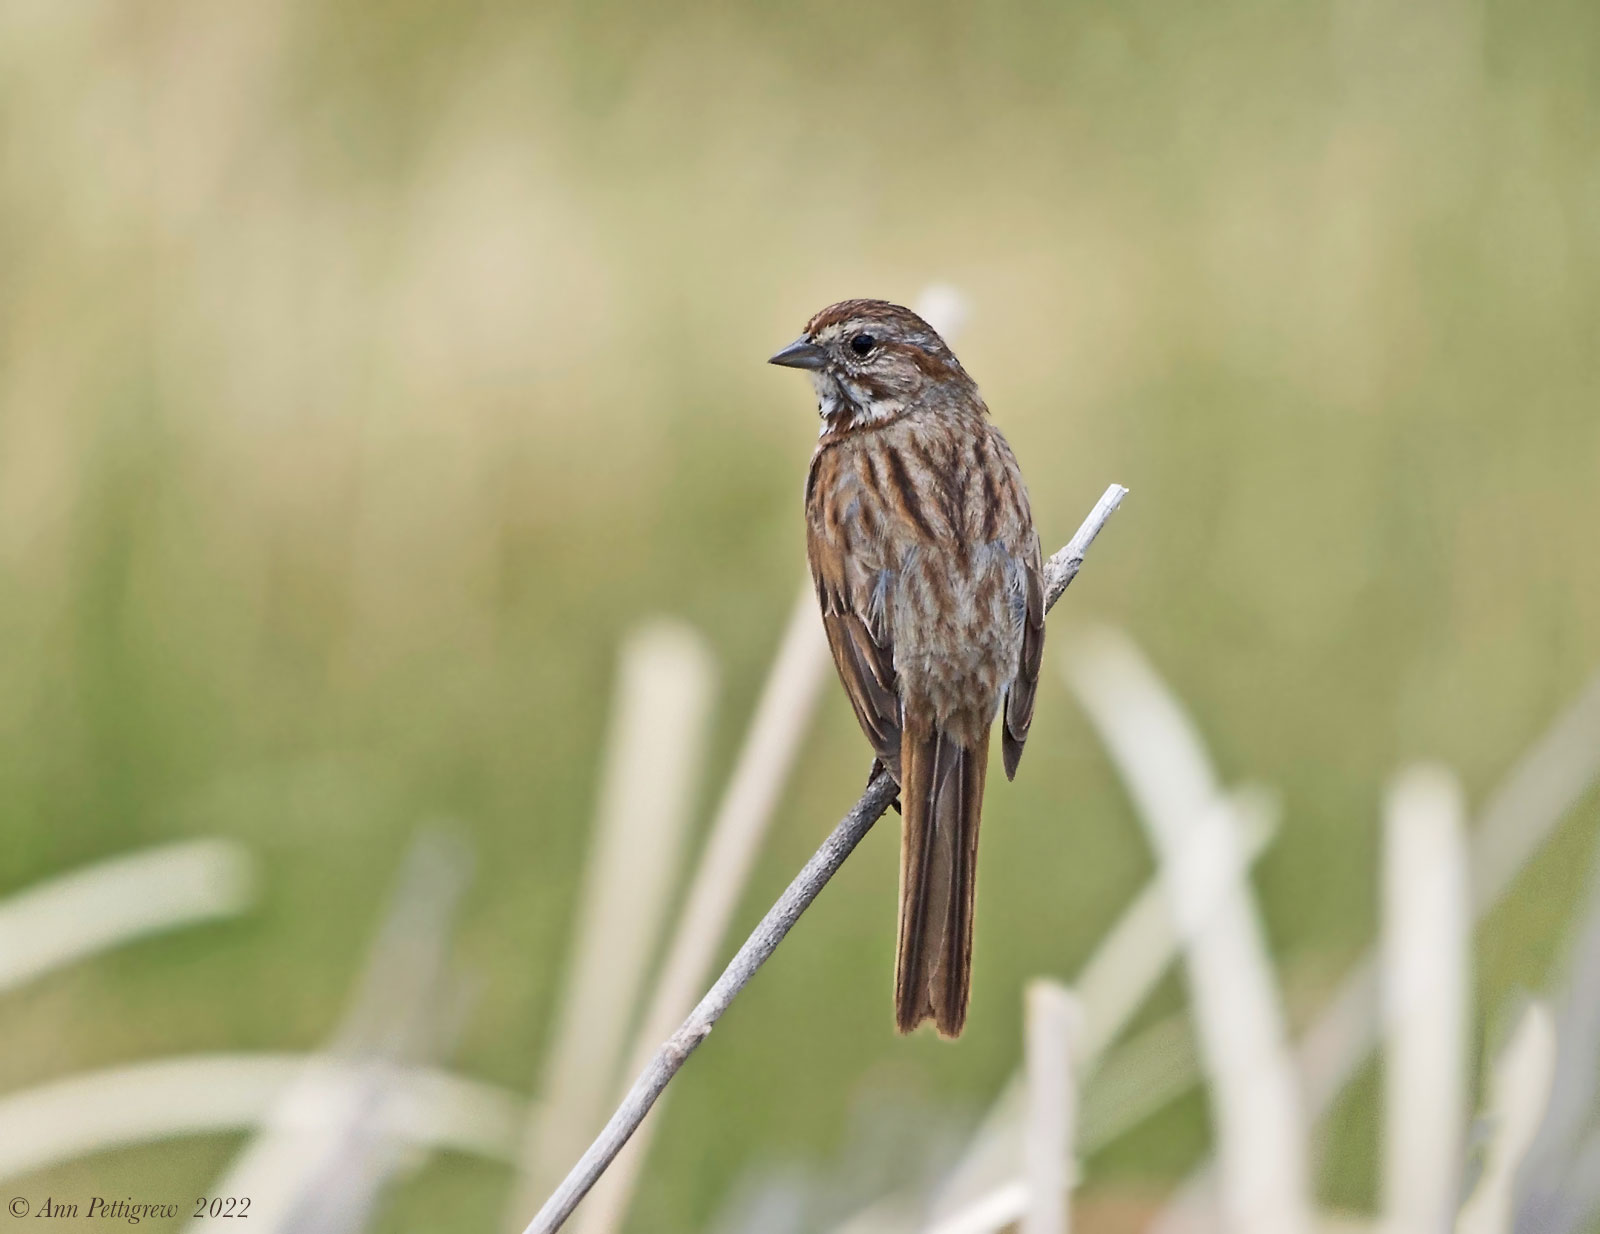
[1002,538,1044,779]
[989,426,1044,781]
[806,449,903,775]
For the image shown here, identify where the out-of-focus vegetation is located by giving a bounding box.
[1,1,1598,1230]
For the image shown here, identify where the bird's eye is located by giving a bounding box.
[849,332,877,357]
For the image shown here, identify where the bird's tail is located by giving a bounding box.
[894,720,988,1038]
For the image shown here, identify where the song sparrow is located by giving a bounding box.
[771,299,1044,1038]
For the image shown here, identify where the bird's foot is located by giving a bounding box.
[866,757,902,814]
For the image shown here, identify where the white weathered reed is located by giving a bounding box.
[1161,667,1600,1232]
[0,838,255,994]
[1469,669,1600,914]
[718,1176,829,1234]
[567,593,828,1234]
[1023,981,1081,1234]
[1544,1130,1600,1234]
[912,284,971,341]
[1075,785,1277,1069]
[0,1053,524,1185]
[1077,1012,1198,1154]
[1380,766,1469,1234]
[510,622,716,1224]
[519,483,1127,1234]
[920,1076,1027,1234]
[1320,1217,1380,1234]
[190,832,473,1233]
[1456,1003,1557,1234]
[925,1183,1031,1234]
[1299,668,1600,1122]
[1065,628,1313,1234]
[1516,841,1600,1223]
[922,788,1277,1234]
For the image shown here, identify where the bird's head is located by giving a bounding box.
[769,299,981,433]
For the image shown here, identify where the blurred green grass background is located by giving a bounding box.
[1,0,1599,1229]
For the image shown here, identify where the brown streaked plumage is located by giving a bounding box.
[771,299,1045,1038]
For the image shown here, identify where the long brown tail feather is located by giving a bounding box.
[894,722,989,1037]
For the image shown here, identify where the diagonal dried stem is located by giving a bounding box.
[521,483,1128,1234]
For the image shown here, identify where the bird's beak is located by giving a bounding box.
[768,337,827,371]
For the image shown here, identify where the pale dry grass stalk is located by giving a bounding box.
[1023,981,1082,1234]
[912,284,971,340]
[0,834,517,1197]
[564,593,828,1234]
[1299,668,1600,1122]
[1066,628,1313,1234]
[520,484,1127,1234]
[187,832,473,1233]
[1078,1012,1198,1154]
[925,1184,1032,1234]
[919,1083,1028,1234]
[0,839,255,994]
[1468,672,1600,916]
[1456,1004,1557,1234]
[1516,839,1600,1229]
[1380,766,1470,1234]
[1155,668,1600,1233]
[821,1197,914,1234]
[510,622,717,1224]
[0,1053,525,1185]
[1074,787,1279,1068]
[922,789,1278,1234]
[1320,1217,1380,1234]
